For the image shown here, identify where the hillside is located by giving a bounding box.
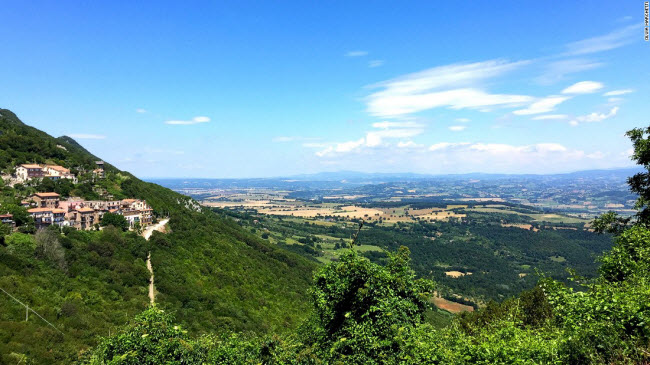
[0,109,316,363]
[81,125,650,364]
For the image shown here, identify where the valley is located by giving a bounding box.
[155,172,624,309]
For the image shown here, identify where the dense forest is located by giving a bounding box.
[218,207,612,302]
[0,109,316,363]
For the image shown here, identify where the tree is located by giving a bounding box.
[79,307,205,364]
[308,247,434,362]
[100,212,128,231]
[34,227,66,271]
[133,222,143,235]
[0,222,11,246]
[594,126,650,234]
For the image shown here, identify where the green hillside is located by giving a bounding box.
[80,126,650,364]
[0,110,316,363]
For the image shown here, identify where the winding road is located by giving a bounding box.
[143,218,169,305]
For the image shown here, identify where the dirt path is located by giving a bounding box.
[143,218,169,240]
[146,252,155,305]
[143,218,169,305]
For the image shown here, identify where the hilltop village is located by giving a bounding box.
[1,161,153,232]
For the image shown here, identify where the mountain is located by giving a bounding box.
[149,167,643,191]
[0,109,316,363]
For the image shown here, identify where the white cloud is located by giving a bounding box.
[346,50,368,57]
[429,142,470,151]
[569,107,619,126]
[449,125,466,132]
[608,97,623,103]
[513,96,570,115]
[369,60,384,68]
[68,133,106,140]
[604,89,634,96]
[536,59,603,84]
[366,128,424,147]
[430,142,568,155]
[565,24,639,55]
[532,114,568,120]
[303,142,329,148]
[562,81,604,94]
[455,118,470,123]
[365,59,532,118]
[397,141,422,148]
[316,121,424,156]
[316,138,366,156]
[165,116,211,125]
[136,108,147,113]
[372,121,423,129]
[273,136,295,142]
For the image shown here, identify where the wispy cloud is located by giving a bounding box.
[68,133,106,140]
[565,24,639,55]
[365,59,532,118]
[532,114,568,120]
[536,59,604,84]
[164,116,211,125]
[346,50,368,57]
[448,125,466,132]
[604,89,634,96]
[569,107,619,126]
[136,108,147,113]
[272,136,295,142]
[455,118,470,123]
[429,142,470,151]
[561,81,604,94]
[372,121,423,129]
[513,96,570,115]
[369,60,384,68]
[273,136,321,143]
[397,141,423,148]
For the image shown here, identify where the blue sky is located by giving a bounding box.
[1,1,648,178]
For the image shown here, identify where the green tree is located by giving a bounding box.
[79,307,206,364]
[101,212,128,231]
[308,246,434,363]
[34,227,66,271]
[593,126,650,234]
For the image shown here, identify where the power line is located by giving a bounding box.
[0,287,64,335]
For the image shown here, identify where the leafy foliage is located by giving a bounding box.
[101,212,129,231]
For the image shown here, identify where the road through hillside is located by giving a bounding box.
[143,218,169,304]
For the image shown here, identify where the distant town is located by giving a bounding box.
[1,161,153,231]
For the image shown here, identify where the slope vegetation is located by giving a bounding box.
[0,109,316,363]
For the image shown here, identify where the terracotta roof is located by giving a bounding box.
[0,214,13,218]
[20,164,42,169]
[122,199,136,203]
[52,209,66,214]
[45,165,70,173]
[34,192,60,198]
[76,207,95,213]
[28,208,52,213]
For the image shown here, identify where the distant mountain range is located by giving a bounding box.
[149,167,643,190]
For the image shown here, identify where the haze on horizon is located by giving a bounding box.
[1,1,648,179]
